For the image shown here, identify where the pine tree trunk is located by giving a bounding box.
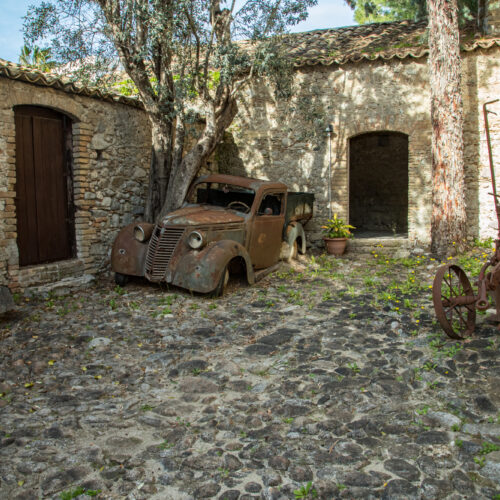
[477,0,487,33]
[427,0,467,256]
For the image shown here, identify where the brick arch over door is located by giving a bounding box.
[14,105,75,266]
[349,131,409,234]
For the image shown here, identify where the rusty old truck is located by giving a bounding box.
[111,174,314,295]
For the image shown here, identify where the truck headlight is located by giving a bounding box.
[134,224,153,242]
[188,231,206,249]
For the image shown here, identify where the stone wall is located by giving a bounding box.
[216,47,500,247]
[468,48,500,238]
[0,45,498,291]
[0,77,151,291]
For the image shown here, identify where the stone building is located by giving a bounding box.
[0,15,500,294]
[217,19,500,247]
[0,60,151,293]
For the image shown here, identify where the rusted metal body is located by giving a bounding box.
[111,174,314,295]
[433,100,500,339]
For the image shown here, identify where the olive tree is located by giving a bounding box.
[24,0,316,220]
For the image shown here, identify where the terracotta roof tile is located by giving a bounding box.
[1,20,499,102]
[0,57,143,108]
[283,20,500,67]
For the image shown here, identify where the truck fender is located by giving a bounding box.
[171,240,255,294]
[111,223,152,277]
[281,222,306,261]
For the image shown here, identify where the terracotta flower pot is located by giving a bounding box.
[323,237,348,256]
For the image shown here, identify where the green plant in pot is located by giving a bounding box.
[321,214,355,255]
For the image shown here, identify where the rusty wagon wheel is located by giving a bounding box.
[433,264,476,339]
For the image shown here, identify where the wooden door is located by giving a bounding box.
[15,106,74,266]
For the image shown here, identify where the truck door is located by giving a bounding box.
[248,191,285,269]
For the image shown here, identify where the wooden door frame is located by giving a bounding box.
[14,105,76,266]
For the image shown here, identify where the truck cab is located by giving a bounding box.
[111,174,313,295]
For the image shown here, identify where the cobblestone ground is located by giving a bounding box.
[1,248,500,500]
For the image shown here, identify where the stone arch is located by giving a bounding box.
[13,105,76,266]
[8,87,84,123]
[6,89,94,278]
[348,130,409,235]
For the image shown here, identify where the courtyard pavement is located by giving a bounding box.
[0,249,499,499]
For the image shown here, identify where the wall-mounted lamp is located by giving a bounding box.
[325,124,333,219]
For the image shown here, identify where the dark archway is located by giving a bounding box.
[15,106,75,266]
[349,131,408,235]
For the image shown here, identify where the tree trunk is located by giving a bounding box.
[427,0,467,256]
[144,121,172,222]
[159,97,238,217]
[477,0,487,33]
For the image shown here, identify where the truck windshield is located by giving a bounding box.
[187,182,255,210]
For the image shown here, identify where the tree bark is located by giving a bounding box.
[160,97,238,217]
[477,0,488,33]
[427,0,467,256]
[144,120,173,222]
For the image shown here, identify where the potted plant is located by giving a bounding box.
[321,214,355,255]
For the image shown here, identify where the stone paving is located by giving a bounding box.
[0,249,500,500]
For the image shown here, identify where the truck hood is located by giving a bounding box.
[160,205,245,226]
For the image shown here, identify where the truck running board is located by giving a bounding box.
[254,263,283,282]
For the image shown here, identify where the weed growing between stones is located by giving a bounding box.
[293,481,317,499]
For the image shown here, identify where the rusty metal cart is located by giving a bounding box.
[432,99,499,339]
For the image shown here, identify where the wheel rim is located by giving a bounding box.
[433,264,476,339]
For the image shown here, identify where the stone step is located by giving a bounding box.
[24,274,96,298]
[345,236,413,257]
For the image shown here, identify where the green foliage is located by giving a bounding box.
[348,0,478,25]
[60,487,101,499]
[479,441,500,455]
[158,440,174,450]
[416,405,429,415]
[321,214,355,239]
[472,237,494,248]
[348,362,360,373]
[19,44,56,72]
[23,0,316,96]
[294,481,318,499]
[23,0,318,217]
[114,78,139,96]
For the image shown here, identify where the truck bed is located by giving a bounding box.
[286,192,314,225]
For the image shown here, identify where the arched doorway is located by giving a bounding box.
[349,131,408,235]
[15,106,75,266]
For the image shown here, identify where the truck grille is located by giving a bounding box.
[145,226,185,282]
